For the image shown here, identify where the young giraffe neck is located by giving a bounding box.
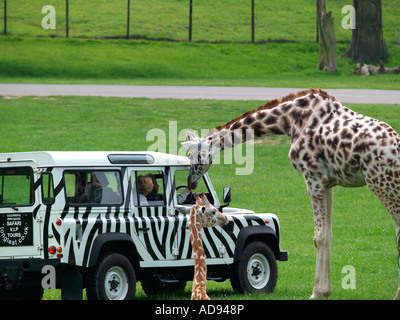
[189,206,210,300]
[205,89,336,152]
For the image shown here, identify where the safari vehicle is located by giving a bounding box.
[0,151,287,300]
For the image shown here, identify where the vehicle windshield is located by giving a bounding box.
[174,169,214,205]
[0,167,34,207]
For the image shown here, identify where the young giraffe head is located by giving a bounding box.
[175,193,228,227]
[175,193,228,228]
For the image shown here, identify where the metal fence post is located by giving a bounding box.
[66,0,69,37]
[251,0,255,43]
[189,0,192,41]
[127,0,130,39]
[3,0,7,35]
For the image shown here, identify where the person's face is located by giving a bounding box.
[145,178,154,195]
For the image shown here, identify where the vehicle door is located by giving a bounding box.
[61,168,125,266]
[0,164,42,258]
[128,167,178,261]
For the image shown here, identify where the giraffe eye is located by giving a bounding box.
[201,207,206,213]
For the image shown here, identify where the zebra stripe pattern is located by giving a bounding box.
[40,166,278,268]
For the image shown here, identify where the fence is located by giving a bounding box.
[0,0,398,44]
[5,0,257,42]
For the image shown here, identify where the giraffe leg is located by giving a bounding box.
[365,180,400,300]
[393,222,400,300]
[306,177,333,300]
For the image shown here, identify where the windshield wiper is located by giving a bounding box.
[0,199,19,211]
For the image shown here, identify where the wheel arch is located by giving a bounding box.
[234,225,280,262]
[87,233,139,270]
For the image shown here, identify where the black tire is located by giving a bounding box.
[86,252,136,300]
[230,241,278,294]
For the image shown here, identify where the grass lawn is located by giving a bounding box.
[2,0,400,43]
[1,36,399,90]
[1,95,399,300]
[0,0,400,89]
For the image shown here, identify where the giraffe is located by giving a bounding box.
[181,88,400,300]
[175,193,228,300]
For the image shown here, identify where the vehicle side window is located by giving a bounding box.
[41,172,55,205]
[131,170,165,207]
[0,167,34,207]
[64,170,123,206]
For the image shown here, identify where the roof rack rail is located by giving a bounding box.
[107,154,155,165]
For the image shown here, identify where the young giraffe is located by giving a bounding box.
[182,88,400,300]
[176,193,228,300]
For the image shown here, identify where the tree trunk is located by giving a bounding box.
[316,0,321,43]
[342,0,388,63]
[317,0,337,72]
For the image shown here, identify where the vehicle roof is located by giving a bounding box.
[0,151,190,168]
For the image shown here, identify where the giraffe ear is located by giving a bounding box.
[186,130,199,141]
[175,205,191,215]
[183,131,201,149]
[181,140,198,150]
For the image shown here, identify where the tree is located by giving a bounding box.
[317,0,337,72]
[342,0,389,63]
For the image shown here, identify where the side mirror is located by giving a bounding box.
[223,186,231,205]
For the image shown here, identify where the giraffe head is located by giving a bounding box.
[175,193,228,228]
[182,130,215,190]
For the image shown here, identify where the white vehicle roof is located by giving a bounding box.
[0,151,190,168]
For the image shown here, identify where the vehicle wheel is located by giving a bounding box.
[86,252,136,300]
[230,241,278,294]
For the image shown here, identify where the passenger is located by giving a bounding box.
[84,173,103,203]
[146,174,163,201]
[137,175,153,206]
[75,172,88,203]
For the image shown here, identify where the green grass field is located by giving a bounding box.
[0,0,400,89]
[1,37,399,89]
[2,0,400,43]
[1,95,399,300]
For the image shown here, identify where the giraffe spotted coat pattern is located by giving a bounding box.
[183,88,400,299]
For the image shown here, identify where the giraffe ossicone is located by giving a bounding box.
[175,193,228,300]
[183,88,400,300]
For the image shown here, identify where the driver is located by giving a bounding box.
[177,186,192,204]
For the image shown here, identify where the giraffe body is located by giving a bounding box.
[176,194,228,300]
[183,89,400,299]
[189,205,209,300]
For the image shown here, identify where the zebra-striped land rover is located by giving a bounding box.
[0,151,287,300]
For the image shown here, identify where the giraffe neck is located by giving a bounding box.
[189,207,209,300]
[205,89,334,152]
